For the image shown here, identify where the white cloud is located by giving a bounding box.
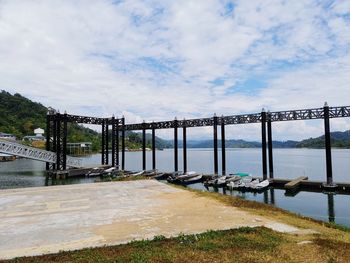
[0,0,349,140]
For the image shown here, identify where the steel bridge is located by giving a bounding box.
[46,104,350,186]
[0,139,82,167]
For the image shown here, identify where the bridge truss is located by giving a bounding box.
[0,139,82,167]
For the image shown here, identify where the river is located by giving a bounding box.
[0,148,349,226]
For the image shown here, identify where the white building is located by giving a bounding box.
[34,128,44,137]
[0,132,16,141]
[23,128,45,142]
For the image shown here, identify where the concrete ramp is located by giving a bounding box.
[0,180,304,260]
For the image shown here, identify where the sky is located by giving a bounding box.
[0,0,350,140]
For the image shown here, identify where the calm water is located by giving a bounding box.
[1,148,350,226]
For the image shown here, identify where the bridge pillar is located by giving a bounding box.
[221,116,226,175]
[174,118,178,172]
[213,114,218,175]
[142,121,146,171]
[121,117,125,170]
[261,109,267,179]
[267,112,274,179]
[152,124,156,170]
[183,120,187,173]
[324,103,334,186]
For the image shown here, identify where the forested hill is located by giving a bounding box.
[0,90,47,137]
[297,130,350,148]
[0,90,103,150]
[0,90,171,151]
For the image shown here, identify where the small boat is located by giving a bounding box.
[230,172,251,177]
[251,179,270,190]
[86,167,105,177]
[153,172,167,180]
[129,170,145,176]
[180,174,203,185]
[167,171,203,185]
[203,175,219,187]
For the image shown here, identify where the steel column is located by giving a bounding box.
[112,116,116,167]
[62,112,67,170]
[174,118,178,172]
[116,119,119,168]
[45,114,51,170]
[52,116,57,170]
[101,121,105,165]
[121,117,125,170]
[221,117,226,175]
[56,113,61,170]
[142,123,146,171]
[105,122,109,165]
[213,114,218,175]
[324,104,333,185]
[261,110,267,179]
[183,121,187,173]
[267,114,274,179]
[152,125,156,170]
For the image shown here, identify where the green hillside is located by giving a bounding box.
[0,91,47,137]
[0,90,170,151]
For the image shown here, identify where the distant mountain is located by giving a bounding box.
[163,131,350,149]
[296,130,350,148]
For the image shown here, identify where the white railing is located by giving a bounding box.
[0,139,82,167]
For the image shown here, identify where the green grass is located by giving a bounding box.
[4,226,350,263]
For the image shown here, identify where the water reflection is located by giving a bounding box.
[327,193,335,223]
[194,184,342,225]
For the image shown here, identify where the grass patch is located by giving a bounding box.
[5,226,349,263]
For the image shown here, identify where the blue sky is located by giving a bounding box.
[0,0,349,140]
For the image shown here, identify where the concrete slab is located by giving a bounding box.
[0,180,302,259]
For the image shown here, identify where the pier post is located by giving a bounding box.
[62,112,67,170]
[213,114,218,175]
[56,113,61,170]
[112,116,116,167]
[174,118,178,172]
[324,103,333,185]
[221,116,226,175]
[105,121,109,165]
[116,118,119,169]
[122,117,125,170]
[46,113,51,171]
[101,120,105,165]
[142,121,146,171]
[183,119,187,173]
[52,115,57,170]
[261,109,267,179]
[267,112,274,179]
[152,124,156,170]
